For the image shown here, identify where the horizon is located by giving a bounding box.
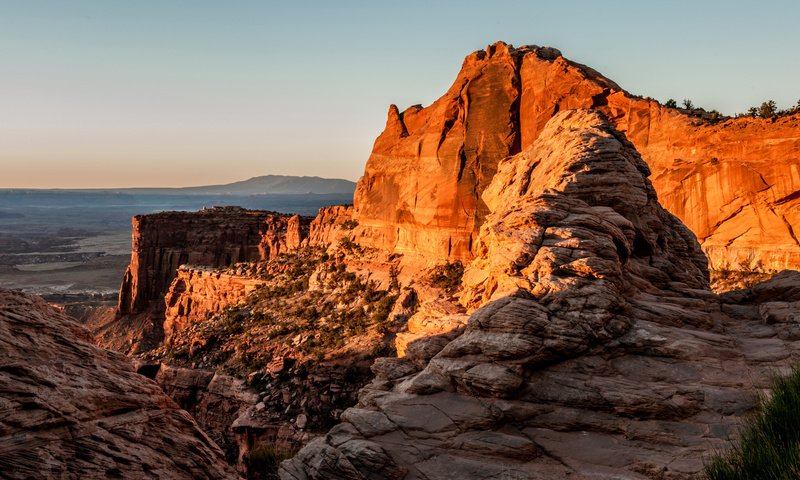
[2,0,798,188]
[0,173,357,191]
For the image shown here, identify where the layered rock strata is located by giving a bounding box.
[111,207,309,352]
[163,266,266,342]
[118,207,308,317]
[281,110,800,479]
[353,41,800,271]
[0,288,237,479]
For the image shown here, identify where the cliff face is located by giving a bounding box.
[163,266,266,342]
[305,205,355,247]
[0,288,236,479]
[354,41,800,271]
[281,110,800,480]
[110,207,310,353]
[118,207,307,317]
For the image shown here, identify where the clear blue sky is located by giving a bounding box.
[1,0,797,188]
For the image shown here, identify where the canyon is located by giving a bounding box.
[3,42,800,479]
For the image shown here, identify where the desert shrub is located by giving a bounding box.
[371,293,399,327]
[337,236,361,253]
[703,366,800,480]
[429,261,464,294]
[246,444,296,480]
[664,98,677,108]
[759,100,778,119]
[682,98,694,109]
[340,219,358,230]
[743,99,799,119]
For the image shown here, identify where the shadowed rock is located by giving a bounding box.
[0,288,238,479]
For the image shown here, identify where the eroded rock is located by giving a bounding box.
[0,288,237,479]
[280,111,800,480]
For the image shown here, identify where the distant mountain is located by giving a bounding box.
[121,175,356,195]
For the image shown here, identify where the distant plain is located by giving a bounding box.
[0,189,353,305]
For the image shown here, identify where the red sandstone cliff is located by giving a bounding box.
[118,207,307,317]
[109,207,310,352]
[354,41,800,271]
[163,266,266,342]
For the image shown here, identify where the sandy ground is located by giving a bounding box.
[0,231,130,305]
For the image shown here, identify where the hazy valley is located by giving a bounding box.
[0,176,355,305]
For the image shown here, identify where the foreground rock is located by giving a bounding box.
[0,288,237,479]
[354,41,800,272]
[281,110,800,479]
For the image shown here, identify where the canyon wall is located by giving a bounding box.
[117,207,308,317]
[107,206,310,353]
[354,41,800,271]
[163,266,266,342]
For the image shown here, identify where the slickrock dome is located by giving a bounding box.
[280,110,800,479]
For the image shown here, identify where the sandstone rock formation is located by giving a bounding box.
[164,266,266,342]
[118,207,307,318]
[111,207,309,353]
[0,288,237,479]
[305,205,355,248]
[353,41,800,272]
[148,364,259,474]
[280,110,800,479]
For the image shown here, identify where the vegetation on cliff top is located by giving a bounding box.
[662,97,800,122]
[704,367,800,480]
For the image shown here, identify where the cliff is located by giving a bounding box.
[163,266,266,342]
[353,41,800,271]
[0,288,237,479]
[118,207,307,317]
[305,205,355,247]
[282,110,800,480]
[110,206,310,353]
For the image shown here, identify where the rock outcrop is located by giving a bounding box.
[353,41,800,271]
[118,207,306,317]
[305,205,355,248]
[280,110,800,479]
[0,288,237,479]
[111,207,309,353]
[148,364,259,473]
[163,266,266,342]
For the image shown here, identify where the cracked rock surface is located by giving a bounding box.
[0,288,237,479]
[280,111,800,480]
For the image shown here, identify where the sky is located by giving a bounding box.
[0,0,797,188]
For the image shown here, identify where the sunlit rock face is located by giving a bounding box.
[280,110,800,480]
[109,207,309,353]
[353,41,800,271]
[0,288,237,479]
[118,207,307,318]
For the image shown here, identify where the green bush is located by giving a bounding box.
[246,444,295,480]
[704,366,800,479]
[759,100,778,119]
[340,219,359,230]
[429,261,464,294]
